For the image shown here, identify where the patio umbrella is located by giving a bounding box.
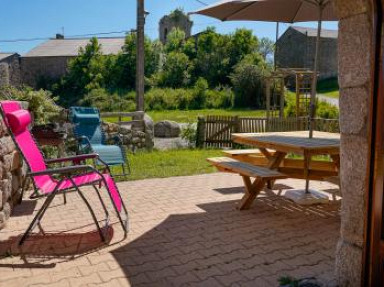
[191,0,338,138]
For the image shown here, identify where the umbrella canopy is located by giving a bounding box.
[191,0,337,23]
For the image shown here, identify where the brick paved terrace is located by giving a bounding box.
[0,173,340,287]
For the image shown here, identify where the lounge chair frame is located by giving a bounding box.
[0,102,128,246]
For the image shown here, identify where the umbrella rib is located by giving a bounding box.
[222,1,259,21]
[304,0,331,8]
[292,1,305,23]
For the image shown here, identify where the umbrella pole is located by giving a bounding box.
[274,22,279,70]
[309,7,323,139]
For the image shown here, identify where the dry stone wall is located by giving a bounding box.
[0,111,26,229]
[102,115,154,151]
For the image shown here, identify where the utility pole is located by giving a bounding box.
[136,0,145,111]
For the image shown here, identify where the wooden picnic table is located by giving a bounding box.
[231,131,341,196]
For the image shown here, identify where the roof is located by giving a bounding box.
[24,37,125,57]
[291,26,338,39]
[0,53,18,61]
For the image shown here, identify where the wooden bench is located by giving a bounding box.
[207,157,288,210]
[223,149,339,181]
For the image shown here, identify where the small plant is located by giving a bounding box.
[0,86,61,124]
[180,123,197,148]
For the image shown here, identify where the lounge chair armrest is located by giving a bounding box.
[45,154,99,164]
[27,165,95,177]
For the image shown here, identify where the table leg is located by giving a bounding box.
[265,151,287,189]
[238,176,266,210]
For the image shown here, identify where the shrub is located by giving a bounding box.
[189,78,208,109]
[230,54,269,108]
[180,123,197,148]
[284,92,339,119]
[157,52,192,88]
[0,86,61,124]
[205,87,234,109]
[80,88,136,112]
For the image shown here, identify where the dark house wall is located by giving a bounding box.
[276,27,338,79]
[276,28,307,70]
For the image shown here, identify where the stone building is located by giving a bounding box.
[21,36,125,87]
[0,53,21,87]
[276,26,338,79]
[159,9,193,44]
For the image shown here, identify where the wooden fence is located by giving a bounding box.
[101,111,146,131]
[196,116,339,148]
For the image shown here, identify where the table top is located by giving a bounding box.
[232,131,340,155]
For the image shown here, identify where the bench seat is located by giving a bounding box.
[207,157,287,180]
[207,157,288,210]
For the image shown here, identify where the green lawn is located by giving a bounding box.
[317,77,340,98]
[103,109,266,123]
[114,148,223,181]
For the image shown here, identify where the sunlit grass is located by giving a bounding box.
[103,109,266,123]
[112,148,223,181]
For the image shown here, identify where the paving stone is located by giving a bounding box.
[0,174,340,287]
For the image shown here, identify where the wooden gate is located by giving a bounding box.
[200,115,240,148]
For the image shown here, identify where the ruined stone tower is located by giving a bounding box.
[159,9,193,44]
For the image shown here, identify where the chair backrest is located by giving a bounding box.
[69,106,105,145]
[0,101,55,194]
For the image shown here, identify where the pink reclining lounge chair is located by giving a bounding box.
[0,101,128,245]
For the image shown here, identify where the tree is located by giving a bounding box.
[54,37,108,106]
[230,53,270,108]
[194,27,231,87]
[228,29,259,67]
[112,33,162,90]
[158,51,192,88]
[165,28,186,53]
[259,37,275,61]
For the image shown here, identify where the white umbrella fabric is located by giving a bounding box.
[191,0,338,138]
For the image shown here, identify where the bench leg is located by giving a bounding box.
[238,176,266,210]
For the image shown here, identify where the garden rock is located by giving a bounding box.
[154,121,181,138]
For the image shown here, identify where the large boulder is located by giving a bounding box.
[154,120,181,138]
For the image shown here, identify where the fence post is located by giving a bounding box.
[196,116,206,148]
[234,116,240,133]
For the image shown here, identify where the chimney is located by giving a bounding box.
[56,34,64,39]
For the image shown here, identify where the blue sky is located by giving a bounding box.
[0,0,338,55]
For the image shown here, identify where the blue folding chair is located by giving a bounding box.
[69,107,130,176]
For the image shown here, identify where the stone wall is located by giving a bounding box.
[276,28,307,69]
[21,56,73,88]
[276,27,338,79]
[0,54,22,87]
[103,122,148,151]
[0,111,26,229]
[159,12,193,44]
[334,0,373,286]
[102,114,154,150]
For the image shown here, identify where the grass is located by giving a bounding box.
[103,109,266,123]
[317,77,340,98]
[113,148,223,181]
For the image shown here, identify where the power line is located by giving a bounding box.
[194,0,209,6]
[0,30,133,43]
